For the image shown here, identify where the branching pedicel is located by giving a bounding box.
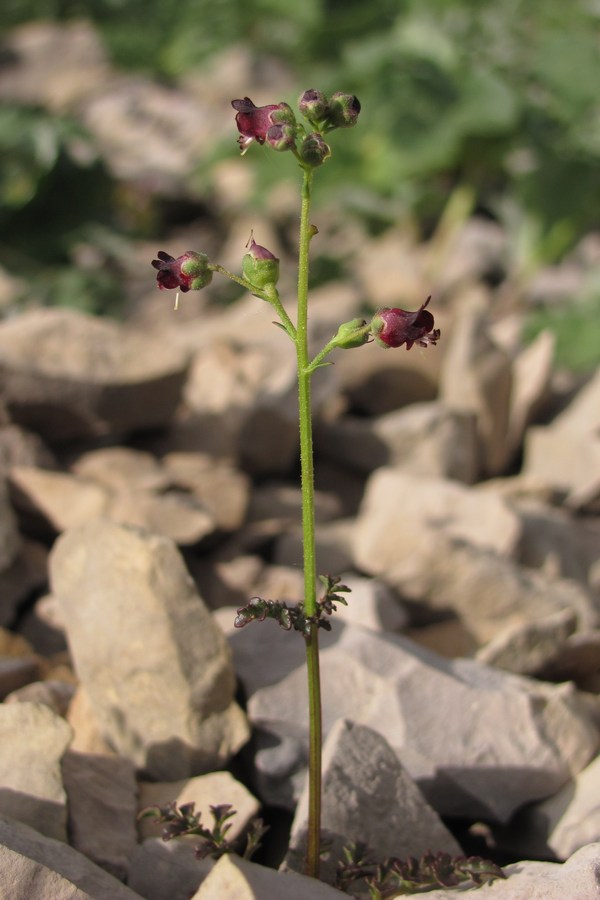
[151,89,440,882]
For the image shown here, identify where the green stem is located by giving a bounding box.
[296,165,322,879]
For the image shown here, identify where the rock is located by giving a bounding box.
[8,466,109,536]
[332,573,409,634]
[72,447,169,493]
[475,608,578,677]
[229,621,599,822]
[16,592,68,655]
[354,474,595,643]
[0,423,56,473]
[0,20,110,111]
[62,751,138,881]
[0,309,188,442]
[128,839,214,900]
[50,518,249,779]
[505,330,555,461]
[105,489,216,546]
[191,853,349,899]
[439,292,513,476]
[0,702,72,840]
[286,719,461,884]
[0,655,41,700]
[538,631,600,687]
[274,520,355,576]
[0,539,48,629]
[433,217,508,291]
[162,452,250,532]
[0,812,144,900]
[0,477,21,573]
[353,467,520,566]
[522,368,600,509]
[138,771,260,842]
[420,843,600,899]
[505,755,600,861]
[5,679,75,716]
[314,403,480,483]
[67,687,115,757]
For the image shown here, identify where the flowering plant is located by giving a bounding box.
[151,89,439,881]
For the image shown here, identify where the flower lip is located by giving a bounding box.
[371,296,440,350]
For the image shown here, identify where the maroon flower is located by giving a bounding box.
[232,98,295,154]
[370,296,440,350]
[151,251,212,292]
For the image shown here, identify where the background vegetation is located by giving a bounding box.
[1,0,599,368]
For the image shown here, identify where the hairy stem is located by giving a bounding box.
[296,165,322,879]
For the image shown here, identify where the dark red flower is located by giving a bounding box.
[370,296,440,350]
[151,251,212,292]
[232,98,295,154]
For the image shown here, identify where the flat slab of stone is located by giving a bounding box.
[0,309,189,442]
[0,813,144,899]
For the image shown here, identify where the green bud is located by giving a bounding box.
[242,235,280,290]
[330,318,370,349]
[300,132,331,167]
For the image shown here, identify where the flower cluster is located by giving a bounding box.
[231,89,360,162]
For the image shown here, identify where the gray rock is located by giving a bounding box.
[72,447,169,493]
[0,702,72,840]
[62,751,138,881]
[506,755,600,861]
[50,518,249,779]
[0,812,144,900]
[229,621,599,822]
[285,719,461,883]
[354,475,595,643]
[128,839,213,900]
[475,608,578,677]
[0,309,188,442]
[191,852,349,899]
[162,452,250,532]
[314,403,480,483]
[420,842,600,898]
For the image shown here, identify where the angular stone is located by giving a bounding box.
[0,477,20,572]
[192,853,349,899]
[8,466,109,536]
[286,720,461,883]
[5,679,75,716]
[0,702,72,840]
[314,402,480,483]
[0,309,188,442]
[50,518,249,779]
[138,771,260,842]
[105,489,215,546]
[475,608,578,677]
[440,293,512,476]
[0,539,48,629]
[505,329,554,460]
[72,447,169,493]
[62,751,138,881]
[229,621,599,822]
[128,839,213,900]
[162,452,250,532]
[0,813,144,900]
[507,755,600,861]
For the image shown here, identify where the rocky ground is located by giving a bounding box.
[0,17,600,900]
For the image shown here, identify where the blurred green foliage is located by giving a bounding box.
[1,0,599,364]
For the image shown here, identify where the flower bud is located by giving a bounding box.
[298,89,330,125]
[151,250,213,292]
[242,234,280,290]
[330,318,370,349]
[299,132,331,167]
[265,123,297,152]
[269,102,296,127]
[370,297,440,350]
[328,92,361,128]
